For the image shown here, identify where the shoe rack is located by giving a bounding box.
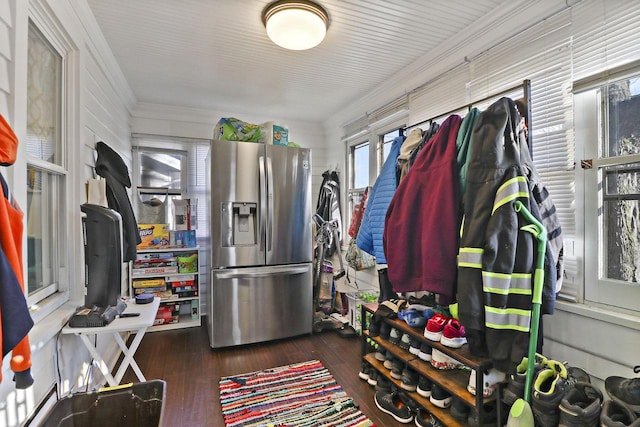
[361,302,501,427]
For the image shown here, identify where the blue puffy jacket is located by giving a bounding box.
[356,136,404,264]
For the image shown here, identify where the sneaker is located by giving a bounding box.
[440,318,467,348]
[384,353,395,370]
[424,313,450,341]
[605,366,640,414]
[374,389,414,424]
[399,308,428,328]
[503,353,548,407]
[391,359,404,380]
[430,384,453,408]
[532,361,568,427]
[399,333,411,351]
[418,342,432,362]
[367,369,378,387]
[375,347,387,362]
[376,375,392,393]
[359,362,370,381]
[417,376,433,398]
[600,398,640,426]
[390,327,402,345]
[451,397,471,421]
[468,368,506,398]
[409,337,421,355]
[415,410,443,427]
[431,348,462,370]
[558,381,603,427]
[401,367,419,392]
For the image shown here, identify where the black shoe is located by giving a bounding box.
[375,375,392,393]
[375,347,386,362]
[400,367,418,392]
[605,366,640,414]
[408,293,436,307]
[389,327,401,345]
[567,365,592,387]
[384,352,395,369]
[559,381,602,427]
[374,389,413,423]
[367,369,378,387]
[451,397,471,421]
[358,361,370,381]
[430,384,452,408]
[532,362,568,427]
[399,333,411,351]
[600,398,640,426]
[417,342,432,362]
[409,336,421,355]
[414,408,442,427]
[391,359,404,380]
[417,376,433,398]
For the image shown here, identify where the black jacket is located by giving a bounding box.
[95,141,141,261]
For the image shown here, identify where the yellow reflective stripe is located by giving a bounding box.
[485,306,531,331]
[492,177,529,214]
[458,248,483,268]
[482,271,532,295]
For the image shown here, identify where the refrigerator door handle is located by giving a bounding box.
[266,155,274,253]
[214,265,310,279]
[259,155,267,253]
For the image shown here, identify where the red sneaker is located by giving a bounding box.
[424,313,450,341]
[440,319,467,348]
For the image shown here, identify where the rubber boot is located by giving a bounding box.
[377,268,398,303]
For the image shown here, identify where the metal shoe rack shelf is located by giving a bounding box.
[361,302,501,427]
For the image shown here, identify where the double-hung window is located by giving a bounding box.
[576,66,640,313]
[25,20,67,305]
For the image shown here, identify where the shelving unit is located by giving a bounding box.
[130,246,201,332]
[361,302,501,427]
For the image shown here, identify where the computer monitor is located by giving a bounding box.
[81,204,124,309]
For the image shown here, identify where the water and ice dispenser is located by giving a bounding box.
[221,202,257,246]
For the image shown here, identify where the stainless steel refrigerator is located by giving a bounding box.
[207,139,313,348]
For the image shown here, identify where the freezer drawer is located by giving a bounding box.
[208,263,312,348]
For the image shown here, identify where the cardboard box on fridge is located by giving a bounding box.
[137,223,170,249]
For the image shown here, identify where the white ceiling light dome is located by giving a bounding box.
[262,0,330,51]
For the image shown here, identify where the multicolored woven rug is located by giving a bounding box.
[219,359,375,427]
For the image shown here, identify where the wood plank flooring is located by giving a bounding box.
[122,320,408,426]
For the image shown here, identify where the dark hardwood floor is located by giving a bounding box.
[122,320,407,427]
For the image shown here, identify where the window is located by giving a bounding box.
[26,20,66,303]
[378,128,402,171]
[578,69,640,313]
[351,141,369,190]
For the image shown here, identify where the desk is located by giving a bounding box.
[61,297,160,386]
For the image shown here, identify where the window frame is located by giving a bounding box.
[24,5,76,314]
[575,64,640,314]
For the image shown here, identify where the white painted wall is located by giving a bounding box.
[0,1,135,425]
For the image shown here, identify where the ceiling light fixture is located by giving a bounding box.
[262,0,330,51]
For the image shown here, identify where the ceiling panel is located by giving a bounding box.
[86,0,510,122]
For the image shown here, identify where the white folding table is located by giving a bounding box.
[61,297,160,386]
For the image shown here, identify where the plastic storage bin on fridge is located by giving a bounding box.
[41,380,165,427]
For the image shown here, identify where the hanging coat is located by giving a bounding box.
[356,136,404,264]
[384,116,462,300]
[0,115,33,388]
[457,97,562,373]
[95,141,141,261]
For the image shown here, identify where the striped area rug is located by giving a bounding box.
[219,359,376,427]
